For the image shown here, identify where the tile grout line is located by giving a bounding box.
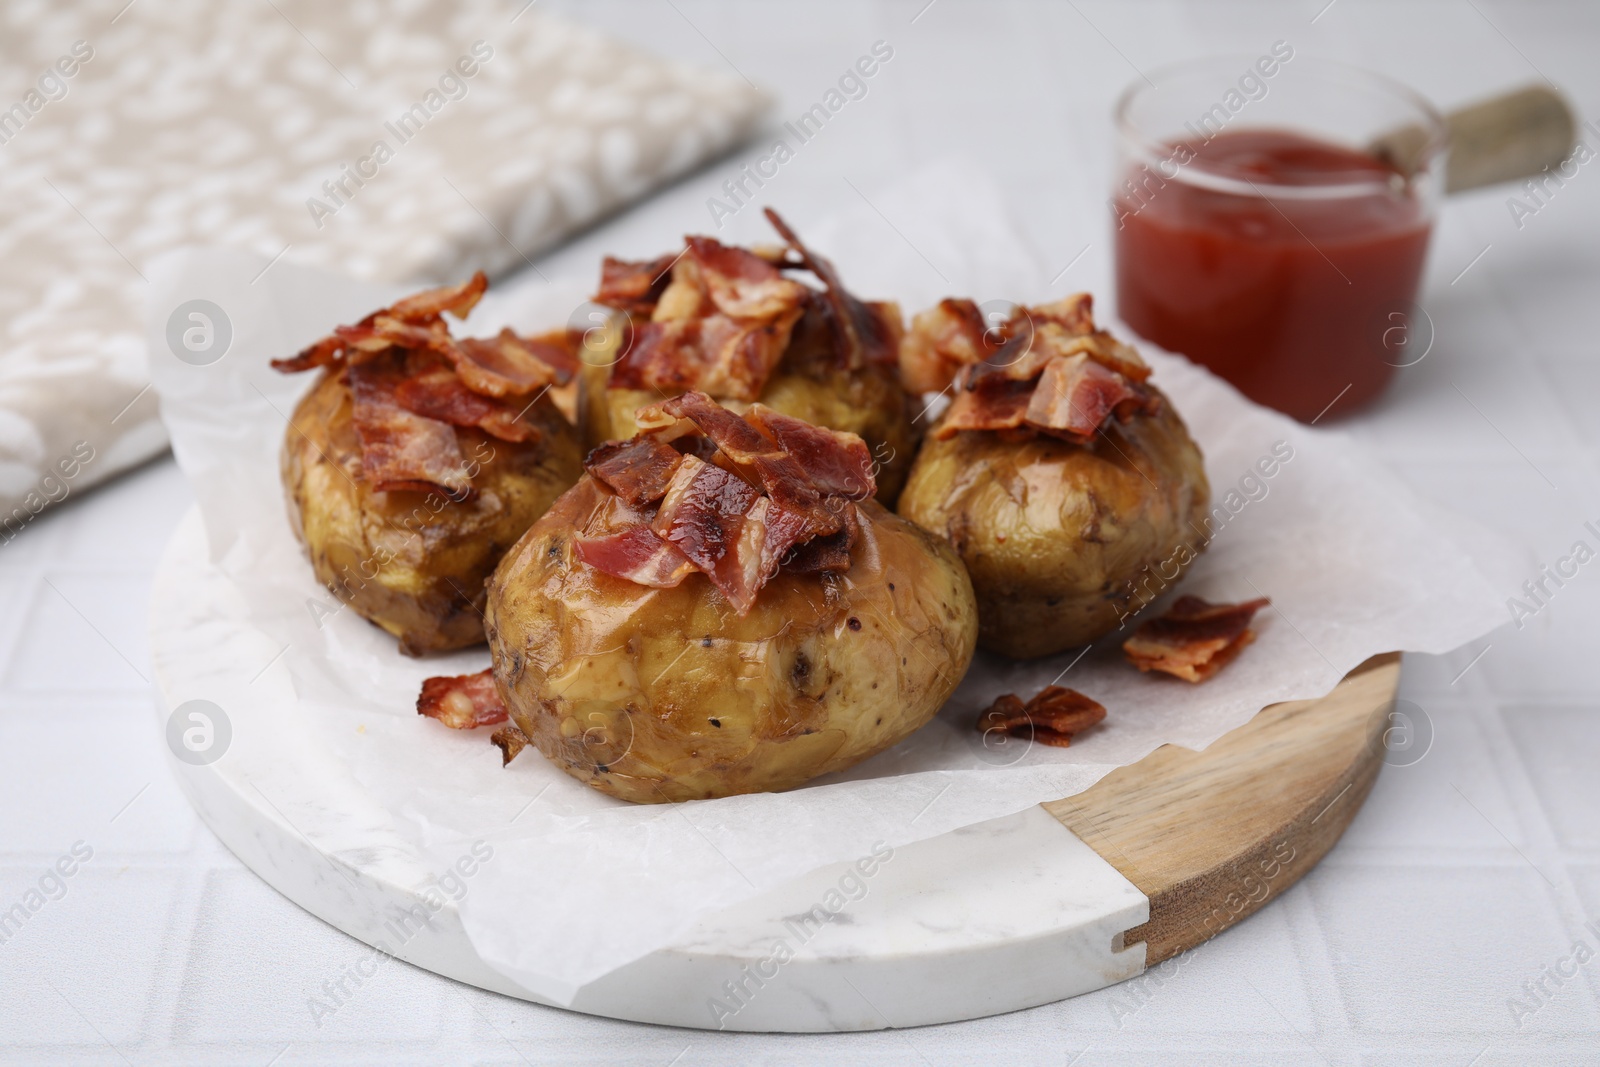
[1471,696,1594,931]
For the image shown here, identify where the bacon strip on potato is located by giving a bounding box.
[597,211,898,403]
[905,291,1159,445]
[572,392,875,615]
[273,273,576,498]
[347,354,476,499]
[595,254,679,317]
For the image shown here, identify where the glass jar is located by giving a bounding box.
[1112,54,1448,422]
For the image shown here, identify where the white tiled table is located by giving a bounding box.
[4,1,1599,1062]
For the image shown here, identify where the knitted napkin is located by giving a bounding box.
[0,0,768,531]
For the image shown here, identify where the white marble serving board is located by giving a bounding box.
[150,508,1149,1032]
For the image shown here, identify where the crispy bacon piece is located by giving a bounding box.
[651,456,760,568]
[648,455,772,612]
[626,239,811,388]
[746,406,876,501]
[522,330,582,381]
[961,330,1055,388]
[762,208,895,368]
[490,723,530,766]
[272,273,494,375]
[330,316,569,399]
[585,435,684,506]
[610,310,803,403]
[273,274,576,497]
[570,487,698,587]
[977,685,1107,748]
[391,356,540,444]
[600,213,888,402]
[687,236,809,320]
[272,329,356,373]
[747,496,811,578]
[596,254,679,316]
[417,669,508,729]
[572,393,872,613]
[1123,596,1271,683]
[348,354,475,499]
[699,312,806,401]
[1079,332,1150,384]
[899,299,989,394]
[388,272,488,320]
[937,379,1034,439]
[1029,293,1097,337]
[335,320,412,354]
[921,293,1159,443]
[904,297,1029,396]
[644,451,848,614]
[984,293,1144,377]
[611,320,706,393]
[781,505,858,574]
[711,496,781,611]
[574,526,699,588]
[572,490,699,588]
[1023,353,1159,445]
[656,390,771,455]
[453,329,572,398]
[655,393,875,530]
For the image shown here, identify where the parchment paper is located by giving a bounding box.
[147,162,1514,1005]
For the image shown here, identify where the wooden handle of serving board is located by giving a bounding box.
[1370,84,1577,193]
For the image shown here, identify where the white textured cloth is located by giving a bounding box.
[0,0,767,531]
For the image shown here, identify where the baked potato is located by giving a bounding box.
[274,274,584,655]
[896,295,1210,659]
[481,392,977,802]
[583,208,921,502]
[283,366,581,654]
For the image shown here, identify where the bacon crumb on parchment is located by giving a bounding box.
[417,669,531,766]
[976,685,1107,748]
[416,669,508,729]
[1122,595,1271,683]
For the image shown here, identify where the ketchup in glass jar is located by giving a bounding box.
[1112,60,1446,423]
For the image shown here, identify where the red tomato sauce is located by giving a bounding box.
[1113,128,1432,422]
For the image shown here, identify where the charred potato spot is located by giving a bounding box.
[898,391,1209,659]
[281,368,583,655]
[485,483,978,802]
[789,650,813,689]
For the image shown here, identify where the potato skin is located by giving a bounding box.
[897,392,1210,659]
[484,481,978,802]
[281,367,583,656]
[582,363,921,505]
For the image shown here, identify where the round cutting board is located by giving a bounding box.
[1047,650,1399,966]
[150,508,1398,1032]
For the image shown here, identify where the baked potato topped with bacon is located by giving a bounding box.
[897,295,1210,659]
[584,209,920,502]
[275,274,583,655]
[477,392,976,802]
